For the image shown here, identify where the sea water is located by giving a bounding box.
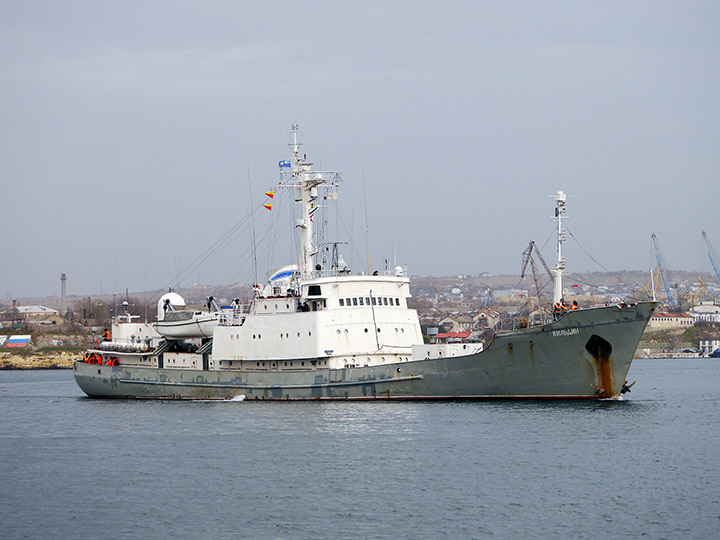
[1,358,718,539]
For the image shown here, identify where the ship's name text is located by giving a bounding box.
[552,328,579,337]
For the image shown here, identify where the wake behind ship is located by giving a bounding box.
[74,124,656,400]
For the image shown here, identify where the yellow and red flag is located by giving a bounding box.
[265,190,275,199]
[263,202,272,211]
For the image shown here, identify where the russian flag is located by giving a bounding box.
[6,335,31,348]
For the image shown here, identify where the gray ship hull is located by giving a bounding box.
[74,302,656,400]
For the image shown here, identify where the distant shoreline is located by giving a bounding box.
[0,352,75,370]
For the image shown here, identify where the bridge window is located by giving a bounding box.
[339,298,344,306]
[307,285,322,296]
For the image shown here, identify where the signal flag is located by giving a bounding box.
[263,202,272,210]
[265,190,275,198]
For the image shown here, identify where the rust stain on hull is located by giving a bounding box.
[597,357,615,398]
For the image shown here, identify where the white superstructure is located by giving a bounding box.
[208,123,424,369]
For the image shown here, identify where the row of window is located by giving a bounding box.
[221,359,329,369]
[230,331,313,340]
[339,297,400,307]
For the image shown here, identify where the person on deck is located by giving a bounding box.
[571,301,579,311]
[102,328,111,341]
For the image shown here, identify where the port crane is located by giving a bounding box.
[484,287,493,307]
[650,233,675,308]
[701,231,720,286]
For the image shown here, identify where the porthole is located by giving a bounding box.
[256,362,260,366]
[253,334,256,339]
[258,334,261,339]
[336,329,341,334]
[290,362,294,366]
[286,333,289,338]
[231,335,234,340]
[364,328,368,333]
[297,332,300,337]
[377,328,381,333]
[395,328,398,333]
[301,361,305,366]
[401,328,405,333]
[264,305,267,310]
[344,329,348,334]
[309,332,312,337]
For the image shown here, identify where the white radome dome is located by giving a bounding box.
[157,292,186,320]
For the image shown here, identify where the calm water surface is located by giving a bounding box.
[1,358,718,539]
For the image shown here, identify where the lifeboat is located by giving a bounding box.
[153,310,221,339]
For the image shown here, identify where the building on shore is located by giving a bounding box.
[646,312,694,331]
[688,302,720,324]
[0,302,62,327]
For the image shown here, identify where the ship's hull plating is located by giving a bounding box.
[74,303,656,400]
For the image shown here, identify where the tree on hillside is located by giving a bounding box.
[74,297,111,327]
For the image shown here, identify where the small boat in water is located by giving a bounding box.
[74,124,657,400]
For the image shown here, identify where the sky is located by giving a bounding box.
[1,0,719,298]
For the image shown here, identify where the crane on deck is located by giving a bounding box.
[521,241,554,302]
[651,233,675,308]
[701,231,720,286]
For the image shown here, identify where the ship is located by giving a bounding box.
[73,124,657,400]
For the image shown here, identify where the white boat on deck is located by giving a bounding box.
[153,293,224,339]
[153,310,221,339]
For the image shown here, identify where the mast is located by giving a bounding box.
[281,123,341,281]
[552,191,567,304]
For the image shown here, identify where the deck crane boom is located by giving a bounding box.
[651,233,675,308]
[521,241,554,301]
[701,231,720,286]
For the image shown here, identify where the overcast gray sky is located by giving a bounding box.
[1,0,719,298]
